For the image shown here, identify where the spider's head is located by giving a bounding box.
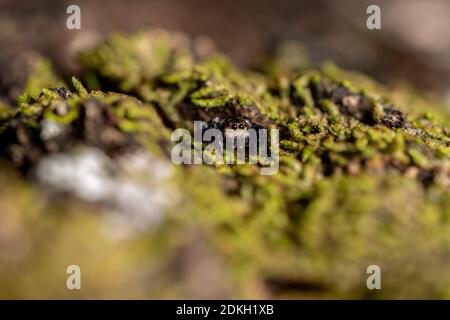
[223,117,252,140]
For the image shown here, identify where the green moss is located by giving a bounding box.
[80,30,194,92]
[0,31,449,299]
[24,58,64,99]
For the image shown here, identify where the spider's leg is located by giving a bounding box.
[210,116,222,129]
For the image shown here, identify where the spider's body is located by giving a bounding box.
[202,116,260,150]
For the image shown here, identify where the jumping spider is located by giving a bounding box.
[201,116,263,150]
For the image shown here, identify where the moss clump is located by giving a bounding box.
[0,50,63,104]
[24,58,65,100]
[0,30,449,299]
[0,77,169,170]
[80,30,194,92]
[79,31,449,187]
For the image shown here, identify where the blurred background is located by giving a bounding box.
[1,0,450,105]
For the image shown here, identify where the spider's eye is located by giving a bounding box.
[232,124,237,130]
[239,124,245,129]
